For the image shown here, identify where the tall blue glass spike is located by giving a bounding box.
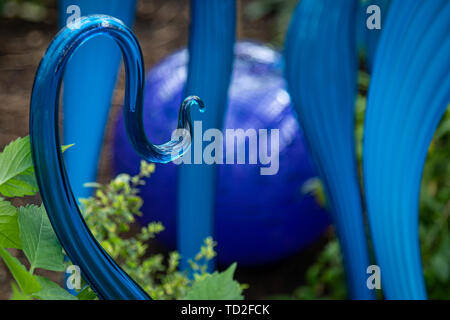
[58,0,137,200]
[284,0,374,299]
[178,0,236,271]
[30,16,203,300]
[363,0,449,300]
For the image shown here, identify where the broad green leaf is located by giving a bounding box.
[0,198,21,248]
[18,205,64,272]
[32,276,77,300]
[185,263,243,300]
[0,137,74,198]
[10,282,32,300]
[0,136,38,197]
[0,246,41,294]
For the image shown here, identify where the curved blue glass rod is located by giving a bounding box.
[363,0,449,300]
[29,16,203,300]
[178,0,236,271]
[284,0,374,299]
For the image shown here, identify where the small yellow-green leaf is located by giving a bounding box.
[9,282,33,300]
[0,198,21,249]
[76,286,98,300]
[0,246,41,294]
[10,282,32,300]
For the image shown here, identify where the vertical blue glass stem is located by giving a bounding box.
[363,0,449,299]
[284,0,374,299]
[58,0,137,200]
[178,0,236,271]
[30,16,203,300]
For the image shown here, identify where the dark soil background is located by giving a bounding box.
[0,0,329,299]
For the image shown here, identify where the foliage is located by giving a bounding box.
[185,263,243,300]
[0,137,245,300]
[244,0,298,47]
[18,204,65,273]
[0,136,75,300]
[80,161,244,300]
[0,0,48,22]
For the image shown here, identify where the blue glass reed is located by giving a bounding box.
[284,0,374,299]
[178,0,236,271]
[58,0,137,200]
[363,0,450,299]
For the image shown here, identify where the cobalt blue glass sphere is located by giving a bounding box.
[113,42,330,266]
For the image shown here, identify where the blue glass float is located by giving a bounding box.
[113,42,330,266]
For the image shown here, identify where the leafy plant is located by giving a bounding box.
[0,0,48,22]
[0,137,245,300]
[0,136,76,300]
[185,263,243,300]
[80,160,243,300]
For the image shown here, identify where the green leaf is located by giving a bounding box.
[61,144,75,153]
[18,204,64,272]
[76,286,98,300]
[0,246,41,294]
[0,136,38,197]
[10,282,32,300]
[0,137,74,198]
[0,198,21,249]
[185,263,243,300]
[32,276,77,300]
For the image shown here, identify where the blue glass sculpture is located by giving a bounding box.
[363,0,450,300]
[30,16,203,300]
[284,0,374,299]
[178,0,236,271]
[113,42,330,266]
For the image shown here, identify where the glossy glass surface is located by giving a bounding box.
[29,15,203,299]
[284,0,374,299]
[363,0,449,299]
[177,0,236,271]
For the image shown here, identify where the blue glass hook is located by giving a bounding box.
[284,0,374,299]
[29,16,203,299]
[363,0,449,299]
